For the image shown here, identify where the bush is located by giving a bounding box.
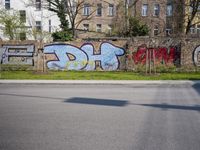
[132,63,179,73]
[155,64,177,73]
[52,31,73,42]
[128,17,149,37]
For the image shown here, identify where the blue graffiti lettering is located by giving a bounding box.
[81,43,125,70]
[44,42,125,71]
[44,44,88,70]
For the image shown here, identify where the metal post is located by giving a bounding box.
[146,48,148,74]
[149,49,151,74]
[153,48,156,74]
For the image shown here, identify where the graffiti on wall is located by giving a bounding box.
[44,42,125,71]
[193,45,200,67]
[131,44,181,65]
[0,45,35,65]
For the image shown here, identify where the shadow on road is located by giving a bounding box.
[0,93,128,107]
[64,97,128,107]
[132,103,200,112]
[192,83,200,95]
[1,93,199,110]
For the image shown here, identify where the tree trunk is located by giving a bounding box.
[185,20,192,35]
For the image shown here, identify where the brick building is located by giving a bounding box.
[76,0,119,38]
[128,0,200,37]
[128,0,184,37]
[0,0,198,39]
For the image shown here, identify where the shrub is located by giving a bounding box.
[52,31,73,42]
[128,17,149,37]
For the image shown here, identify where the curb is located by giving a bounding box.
[0,80,200,85]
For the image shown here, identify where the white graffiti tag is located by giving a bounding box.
[0,45,34,65]
[193,45,200,67]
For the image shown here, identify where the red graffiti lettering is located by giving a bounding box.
[132,46,180,65]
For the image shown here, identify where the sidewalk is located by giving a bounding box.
[0,80,200,85]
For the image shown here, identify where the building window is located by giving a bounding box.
[5,0,10,9]
[154,4,160,16]
[48,2,51,9]
[142,4,148,16]
[190,25,195,34]
[96,3,102,16]
[19,10,26,23]
[108,4,114,16]
[189,6,193,13]
[36,0,41,10]
[71,0,76,14]
[108,25,112,35]
[166,28,172,36]
[83,4,90,16]
[197,25,200,35]
[83,24,89,31]
[49,20,51,33]
[166,4,173,16]
[96,24,102,32]
[154,25,159,36]
[35,21,42,31]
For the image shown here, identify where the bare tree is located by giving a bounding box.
[25,0,96,37]
[112,0,142,36]
[184,0,200,34]
[61,0,96,37]
[124,0,139,32]
[47,0,69,32]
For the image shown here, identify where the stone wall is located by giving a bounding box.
[126,37,182,71]
[181,38,200,69]
[44,40,127,71]
[0,37,199,71]
[0,40,39,70]
[126,37,200,71]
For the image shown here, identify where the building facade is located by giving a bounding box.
[76,0,119,38]
[129,0,200,37]
[0,0,61,41]
[0,0,199,40]
[129,0,184,37]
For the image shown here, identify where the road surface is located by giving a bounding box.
[0,83,200,150]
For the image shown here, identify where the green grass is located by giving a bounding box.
[0,71,200,80]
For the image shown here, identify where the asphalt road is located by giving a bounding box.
[0,83,200,150]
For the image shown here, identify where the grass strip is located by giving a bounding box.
[0,71,200,80]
